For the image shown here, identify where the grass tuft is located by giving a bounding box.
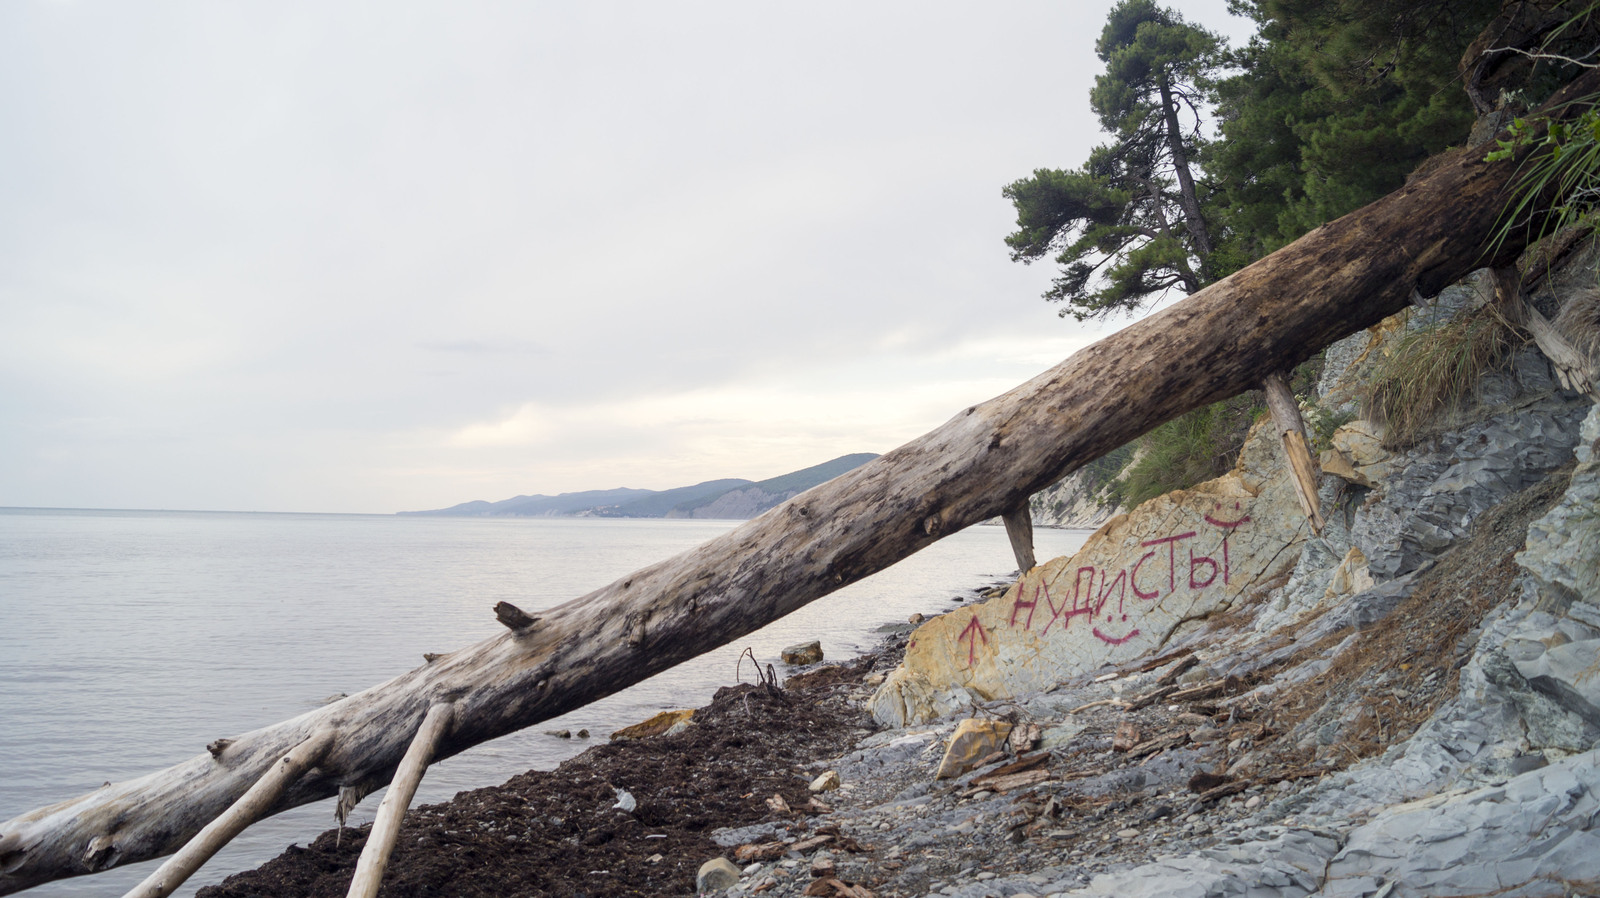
[1361,303,1522,449]
[1554,284,1600,361]
[1106,392,1264,510]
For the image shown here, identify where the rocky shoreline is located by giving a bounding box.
[191,471,1600,898]
[192,451,1596,898]
[197,261,1600,898]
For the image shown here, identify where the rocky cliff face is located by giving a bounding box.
[671,487,802,519]
[862,255,1600,895]
[1029,468,1122,530]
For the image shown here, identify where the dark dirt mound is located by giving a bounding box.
[198,654,884,898]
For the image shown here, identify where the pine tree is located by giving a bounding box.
[1003,0,1223,319]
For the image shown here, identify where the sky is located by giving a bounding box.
[0,1,1258,514]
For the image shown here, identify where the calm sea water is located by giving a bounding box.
[0,509,1088,897]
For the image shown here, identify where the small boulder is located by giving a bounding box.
[697,857,741,892]
[935,718,1013,779]
[1113,721,1141,752]
[782,640,824,665]
[1009,722,1041,753]
[809,770,840,793]
[610,709,694,741]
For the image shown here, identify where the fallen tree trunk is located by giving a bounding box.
[3,69,1596,897]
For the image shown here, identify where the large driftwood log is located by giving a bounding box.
[3,68,1597,898]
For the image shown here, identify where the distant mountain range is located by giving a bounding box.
[400,453,879,519]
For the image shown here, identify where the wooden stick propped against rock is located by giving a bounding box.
[1262,372,1325,534]
[346,703,454,898]
[1001,504,1036,573]
[1492,266,1600,400]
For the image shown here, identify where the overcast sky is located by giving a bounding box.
[1,1,1256,514]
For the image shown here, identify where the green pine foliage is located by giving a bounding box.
[1099,362,1325,512]
[1103,391,1266,510]
[1204,0,1500,272]
[1005,0,1505,310]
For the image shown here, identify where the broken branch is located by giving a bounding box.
[345,703,454,898]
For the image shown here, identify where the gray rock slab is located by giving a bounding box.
[709,822,785,847]
[1520,400,1600,617]
[1061,829,1340,898]
[1355,397,1588,580]
[1515,638,1600,728]
[1326,750,1600,897]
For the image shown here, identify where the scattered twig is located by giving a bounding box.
[1069,698,1130,714]
[1126,684,1179,711]
[735,648,783,694]
[1131,732,1192,758]
[1133,647,1196,674]
[1196,779,1251,803]
[1486,43,1600,70]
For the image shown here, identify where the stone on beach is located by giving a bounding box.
[810,769,841,792]
[783,640,825,665]
[610,708,695,740]
[696,857,741,891]
[935,718,1013,779]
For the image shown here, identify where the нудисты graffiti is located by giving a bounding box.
[957,505,1250,666]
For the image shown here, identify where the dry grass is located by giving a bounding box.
[1554,284,1600,361]
[1362,302,1524,449]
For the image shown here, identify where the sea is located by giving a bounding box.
[0,508,1090,897]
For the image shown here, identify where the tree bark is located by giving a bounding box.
[1159,77,1213,263]
[122,729,335,898]
[3,67,1597,898]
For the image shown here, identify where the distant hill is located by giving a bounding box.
[401,453,879,520]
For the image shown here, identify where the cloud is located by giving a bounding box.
[0,0,1254,512]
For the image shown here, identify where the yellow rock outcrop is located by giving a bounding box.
[871,421,1310,726]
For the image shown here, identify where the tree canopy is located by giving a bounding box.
[1203,0,1502,267]
[1006,0,1518,316]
